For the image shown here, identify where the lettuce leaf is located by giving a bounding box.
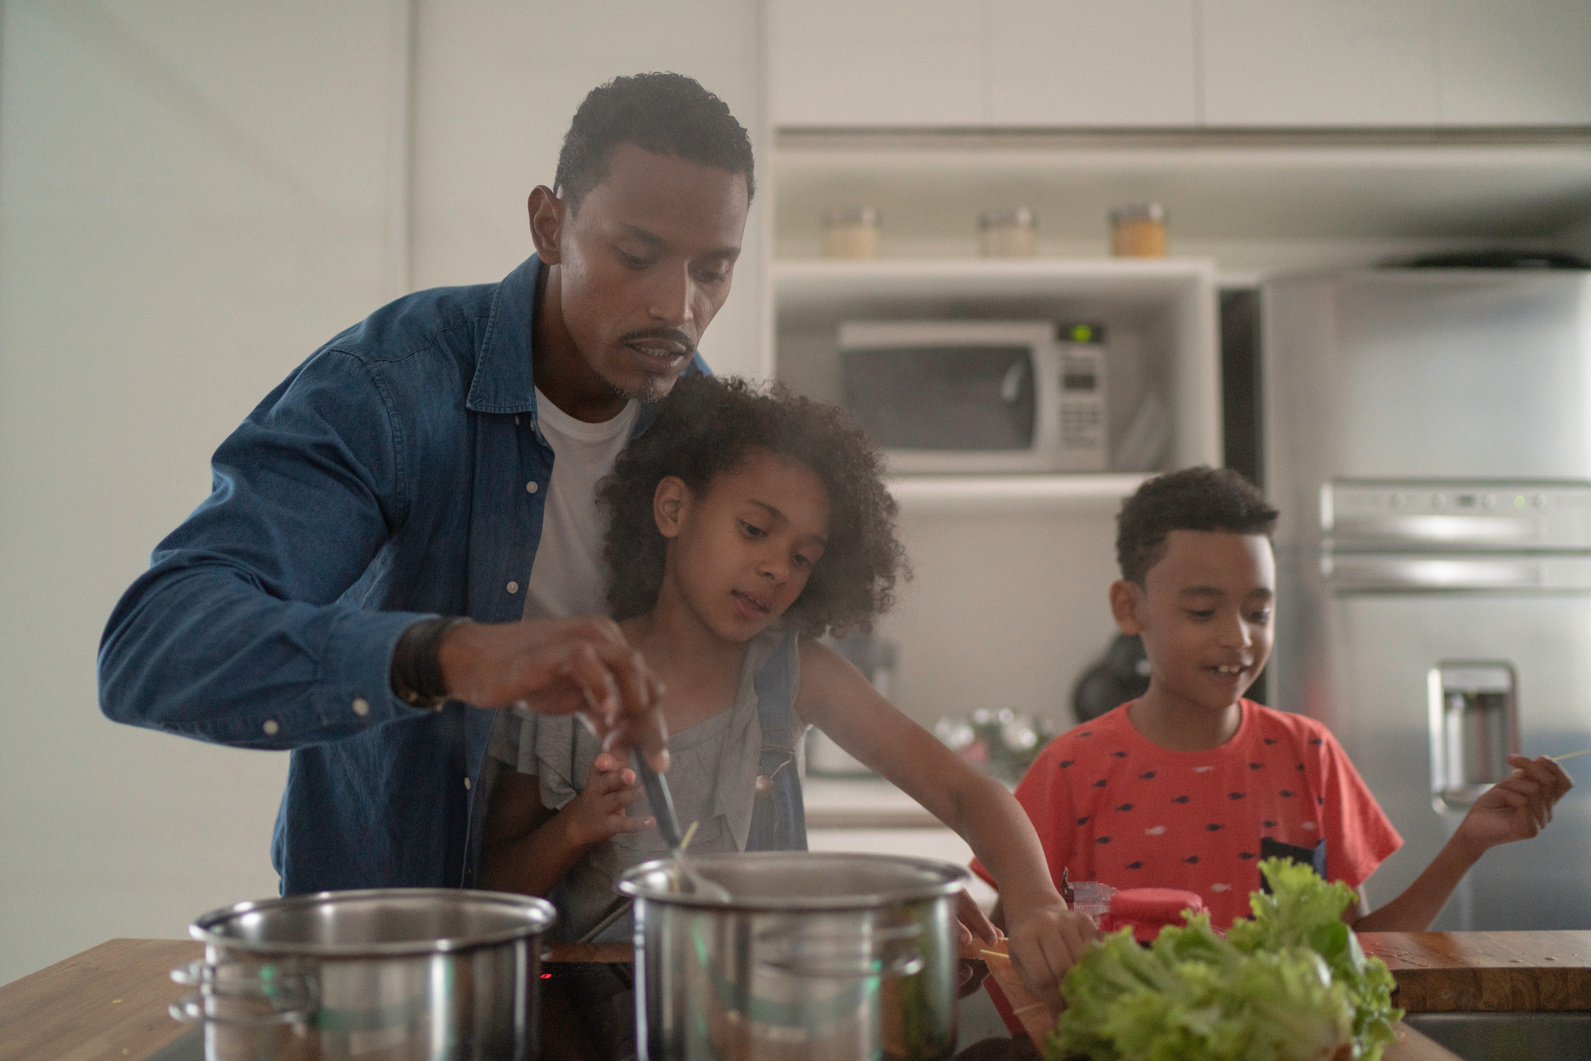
[1045,858,1402,1061]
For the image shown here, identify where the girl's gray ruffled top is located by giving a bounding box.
[486,623,808,942]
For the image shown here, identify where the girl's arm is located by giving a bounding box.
[1351,754,1571,931]
[796,638,1096,995]
[477,753,654,896]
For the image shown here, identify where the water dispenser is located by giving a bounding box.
[1427,661,1519,811]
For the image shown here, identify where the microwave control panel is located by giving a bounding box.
[1056,323,1108,472]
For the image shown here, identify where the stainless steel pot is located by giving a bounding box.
[170,888,556,1061]
[618,852,966,1061]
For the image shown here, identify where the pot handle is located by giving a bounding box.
[169,958,318,1026]
[756,922,925,980]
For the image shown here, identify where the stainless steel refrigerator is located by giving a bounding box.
[1263,268,1591,930]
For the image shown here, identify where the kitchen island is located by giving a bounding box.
[2,937,1470,1061]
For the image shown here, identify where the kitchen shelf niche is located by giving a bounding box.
[885,473,1152,515]
[772,256,1222,480]
[772,129,1591,275]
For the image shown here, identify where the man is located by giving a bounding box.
[98,73,753,895]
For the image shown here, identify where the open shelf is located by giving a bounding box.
[772,256,1221,473]
[773,128,1591,272]
[885,473,1151,515]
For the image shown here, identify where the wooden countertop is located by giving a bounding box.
[3,938,1463,1061]
[1361,931,1591,1012]
[0,938,202,1061]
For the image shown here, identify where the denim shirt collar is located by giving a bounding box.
[466,254,543,416]
[464,252,707,434]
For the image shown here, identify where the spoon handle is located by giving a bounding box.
[633,748,683,850]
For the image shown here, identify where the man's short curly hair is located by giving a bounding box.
[555,72,755,212]
[1116,466,1279,585]
[599,375,905,637]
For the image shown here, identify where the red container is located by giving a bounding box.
[1099,888,1206,944]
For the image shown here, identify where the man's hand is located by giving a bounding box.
[1455,753,1573,852]
[562,751,654,847]
[1003,898,1096,999]
[437,617,669,769]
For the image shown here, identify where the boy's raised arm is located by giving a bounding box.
[1353,754,1572,932]
[795,638,1097,996]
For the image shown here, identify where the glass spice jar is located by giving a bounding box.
[821,205,879,259]
[977,207,1037,258]
[1110,202,1167,257]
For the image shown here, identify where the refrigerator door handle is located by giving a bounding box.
[1323,555,1547,592]
[1329,513,1544,548]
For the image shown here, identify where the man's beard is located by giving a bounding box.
[604,327,696,403]
[594,365,676,404]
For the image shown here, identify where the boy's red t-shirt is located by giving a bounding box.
[973,700,1402,928]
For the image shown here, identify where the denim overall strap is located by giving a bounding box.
[745,629,807,852]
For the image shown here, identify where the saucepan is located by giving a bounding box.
[618,851,966,1061]
[169,887,556,1060]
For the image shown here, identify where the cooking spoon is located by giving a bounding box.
[631,749,732,901]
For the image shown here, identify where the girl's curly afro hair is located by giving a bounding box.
[598,374,907,637]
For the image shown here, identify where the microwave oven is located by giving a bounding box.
[839,320,1108,474]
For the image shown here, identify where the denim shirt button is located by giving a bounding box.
[262,719,280,736]
[506,581,519,594]
[525,481,538,494]
[463,777,472,791]
[352,698,370,717]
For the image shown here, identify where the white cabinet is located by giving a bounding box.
[769,0,1198,128]
[984,0,1198,127]
[1200,0,1440,127]
[1436,0,1591,125]
[770,0,1591,129]
[767,0,984,127]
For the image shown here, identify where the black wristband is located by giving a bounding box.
[391,616,468,709]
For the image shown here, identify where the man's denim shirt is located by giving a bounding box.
[98,254,707,895]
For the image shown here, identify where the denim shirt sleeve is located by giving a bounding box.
[97,346,433,749]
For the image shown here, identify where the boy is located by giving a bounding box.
[977,466,1572,933]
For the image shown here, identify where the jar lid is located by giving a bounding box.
[824,205,877,227]
[1111,202,1165,225]
[978,207,1034,229]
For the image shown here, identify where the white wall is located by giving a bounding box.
[0,0,765,985]
[878,512,1122,733]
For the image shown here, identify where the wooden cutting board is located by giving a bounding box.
[1359,931,1591,1012]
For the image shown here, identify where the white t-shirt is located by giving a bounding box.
[522,387,640,621]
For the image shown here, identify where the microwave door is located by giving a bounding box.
[843,345,1055,474]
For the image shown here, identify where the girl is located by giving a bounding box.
[479,376,1092,1044]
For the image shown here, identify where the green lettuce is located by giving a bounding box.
[1045,858,1402,1061]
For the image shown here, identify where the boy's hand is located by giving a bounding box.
[562,751,654,848]
[1003,899,1097,998]
[1455,754,1573,853]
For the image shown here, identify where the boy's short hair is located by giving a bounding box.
[599,375,905,636]
[1116,466,1279,584]
[555,72,755,211]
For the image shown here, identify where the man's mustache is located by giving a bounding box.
[619,327,696,355]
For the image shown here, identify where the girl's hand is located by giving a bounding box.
[953,888,1000,951]
[1003,899,1097,998]
[1455,754,1573,853]
[562,751,654,848]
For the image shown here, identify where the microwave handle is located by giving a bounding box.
[1000,360,1028,405]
